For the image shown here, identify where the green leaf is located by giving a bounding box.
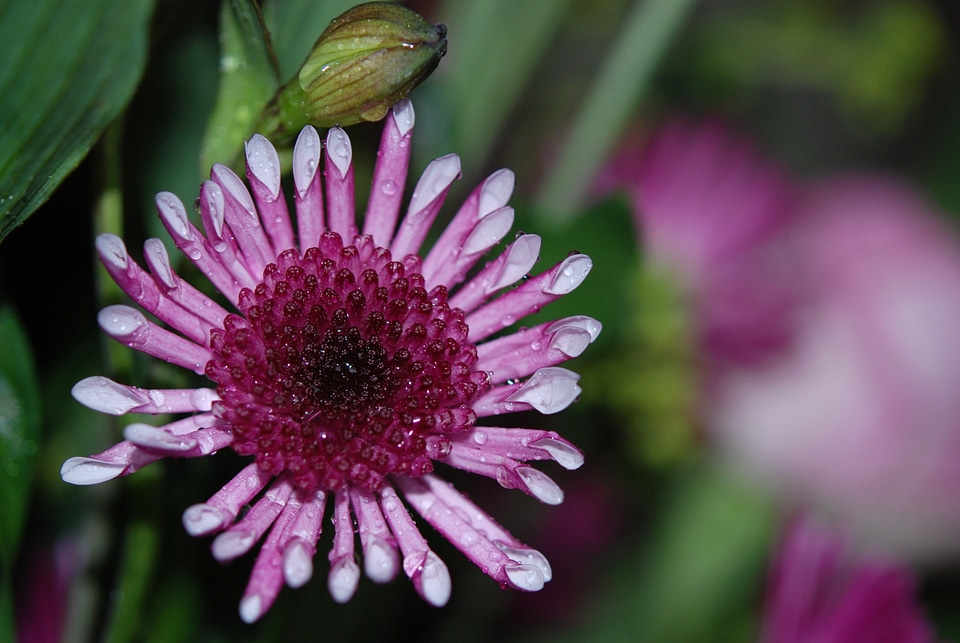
[538,464,775,643]
[442,0,572,171]
[103,513,160,643]
[536,0,697,221]
[0,304,41,642]
[199,0,281,173]
[0,0,154,243]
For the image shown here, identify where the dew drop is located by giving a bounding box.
[381,180,397,196]
[473,431,488,446]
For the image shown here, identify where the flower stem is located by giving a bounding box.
[94,122,134,379]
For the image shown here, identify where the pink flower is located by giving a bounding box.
[712,175,960,560]
[15,539,83,643]
[60,99,597,622]
[612,117,960,560]
[761,517,936,643]
[607,119,798,366]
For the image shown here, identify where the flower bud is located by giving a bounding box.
[257,2,446,140]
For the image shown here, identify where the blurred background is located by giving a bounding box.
[3,0,960,640]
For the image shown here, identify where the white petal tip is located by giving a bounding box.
[517,466,564,505]
[391,98,415,136]
[462,206,514,257]
[182,503,231,537]
[60,457,126,485]
[412,551,451,607]
[504,563,545,592]
[124,423,197,453]
[490,234,541,293]
[479,169,516,217]
[548,326,593,358]
[143,238,176,288]
[155,192,190,238]
[211,529,255,561]
[211,163,256,215]
[408,154,461,216]
[545,254,592,295]
[497,544,553,583]
[293,126,322,196]
[199,181,226,237]
[245,134,281,199]
[547,315,602,342]
[507,367,582,414]
[97,305,147,341]
[326,127,353,179]
[95,234,129,270]
[283,539,314,588]
[531,437,584,470]
[328,557,360,604]
[239,594,263,624]
[71,376,145,415]
[364,538,399,584]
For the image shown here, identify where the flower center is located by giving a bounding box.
[206,232,488,492]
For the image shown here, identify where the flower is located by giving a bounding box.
[604,118,798,367]
[761,517,936,643]
[15,539,83,643]
[712,175,960,560]
[60,99,597,622]
[609,117,960,559]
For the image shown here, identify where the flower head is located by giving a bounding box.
[61,99,596,622]
[761,517,936,643]
[712,175,960,560]
[603,118,799,367]
[610,117,960,559]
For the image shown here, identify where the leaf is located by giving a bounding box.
[199,0,281,173]
[0,0,155,243]
[0,304,41,643]
[442,0,572,171]
[541,464,775,643]
[0,304,41,567]
[535,0,697,221]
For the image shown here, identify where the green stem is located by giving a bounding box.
[101,501,160,643]
[93,122,134,379]
[535,0,697,222]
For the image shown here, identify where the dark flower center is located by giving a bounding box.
[205,232,488,492]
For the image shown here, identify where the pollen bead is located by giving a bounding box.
[206,232,488,493]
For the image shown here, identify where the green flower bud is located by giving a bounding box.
[257,2,446,141]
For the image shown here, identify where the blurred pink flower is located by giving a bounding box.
[603,119,799,366]
[761,517,936,643]
[609,117,960,560]
[712,175,960,560]
[15,539,83,643]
